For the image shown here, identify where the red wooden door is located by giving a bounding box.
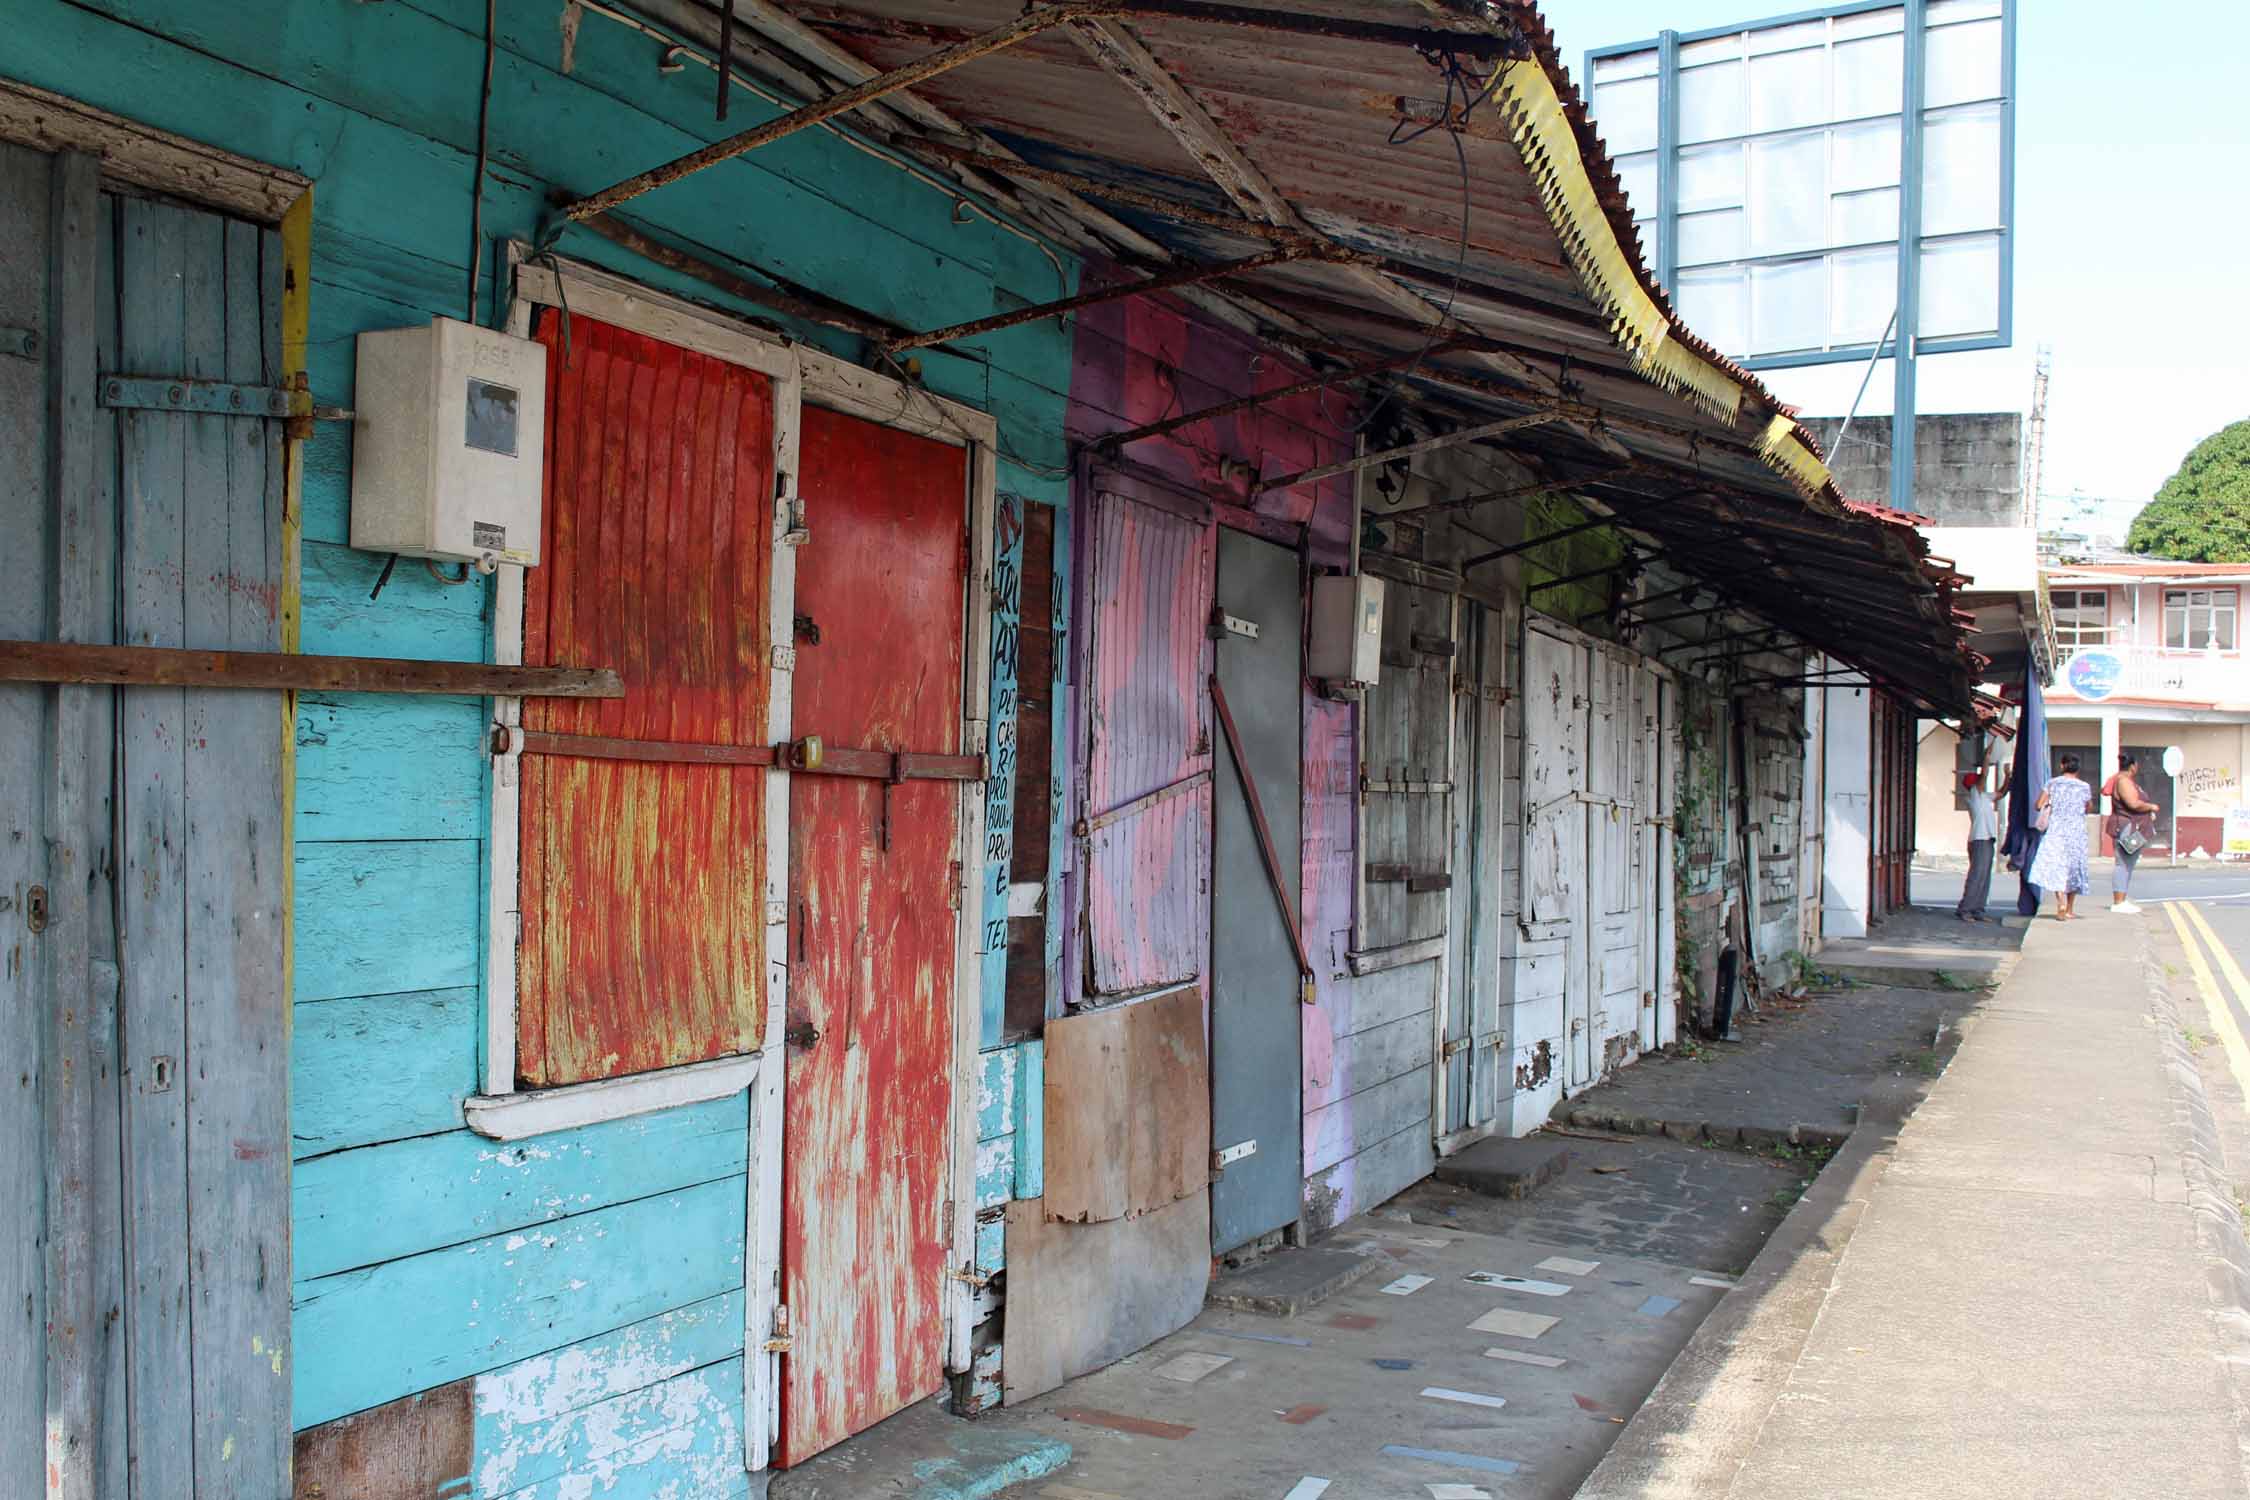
[780,407,968,1461]
[518,313,773,1085]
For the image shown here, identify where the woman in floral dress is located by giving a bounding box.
[2029,753,2094,919]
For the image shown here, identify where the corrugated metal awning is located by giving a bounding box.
[620,0,1980,716]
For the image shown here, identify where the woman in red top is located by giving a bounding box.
[2103,753,2159,914]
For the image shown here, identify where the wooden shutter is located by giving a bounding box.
[516,313,774,1087]
[1360,581,1455,950]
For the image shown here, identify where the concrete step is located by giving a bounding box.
[1204,1246,1380,1318]
[1431,1135,1573,1199]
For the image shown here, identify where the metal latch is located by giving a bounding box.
[0,327,37,360]
[24,884,48,933]
[763,1305,792,1354]
[1212,1139,1257,1173]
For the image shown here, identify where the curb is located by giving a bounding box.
[1557,1107,1851,1155]
[2141,926,2250,1490]
[1570,1082,1910,1499]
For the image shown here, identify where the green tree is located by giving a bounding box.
[2126,419,2250,561]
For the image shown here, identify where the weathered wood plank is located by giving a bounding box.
[115,189,197,1494]
[1302,1116,1436,1236]
[976,1045,1017,1143]
[1302,1068,1431,1179]
[292,1175,747,1429]
[295,694,488,843]
[976,1133,1017,1212]
[0,639,624,698]
[470,1292,744,1429]
[290,988,479,1161]
[1040,986,1209,1225]
[0,138,52,1500]
[1014,1037,1045,1200]
[292,1379,474,1500]
[183,204,292,1500]
[470,1356,745,1500]
[293,1095,748,1280]
[293,839,481,1002]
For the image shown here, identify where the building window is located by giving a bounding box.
[2164,588,2237,651]
[2049,588,2110,650]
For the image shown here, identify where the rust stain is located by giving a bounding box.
[1515,1038,1553,1091]
[516,313,773,1086]
[1278,1403,1329,1424]
[779,406,967,1463]
[1055,1407,1194,1440]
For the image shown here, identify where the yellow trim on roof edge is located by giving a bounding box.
[1494,57,1849,516]
[1756,414,1836,505]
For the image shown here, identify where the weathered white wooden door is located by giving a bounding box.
[1519,623,1587,1097]
[1441,601,1506,1142]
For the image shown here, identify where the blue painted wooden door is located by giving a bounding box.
[1,148,290,1498]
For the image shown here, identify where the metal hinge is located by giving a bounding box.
[763,1304,792,1354]
[100,375,291,417]
[1442,1036,1471,1060]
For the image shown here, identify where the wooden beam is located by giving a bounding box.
[1254,413,1559,494]
[574,211,901,339]
[0,641,625,698]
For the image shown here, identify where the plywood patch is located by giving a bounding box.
[1041,986,1210,1224]
[293,1380,472,1500]
[1002,1193,1210,1405]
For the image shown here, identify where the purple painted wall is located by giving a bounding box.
[1064,289,1433,1234]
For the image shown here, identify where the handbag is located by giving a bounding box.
[2115,821,2149,856]
[2033,802,2051,832]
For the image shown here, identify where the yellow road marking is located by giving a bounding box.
[2166,901,2250,1107]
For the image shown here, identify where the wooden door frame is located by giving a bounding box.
[489,247,993,1473]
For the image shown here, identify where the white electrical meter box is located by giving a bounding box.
[351,317,546,569]
[1309,572,1384,687]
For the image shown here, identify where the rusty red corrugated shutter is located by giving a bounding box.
[1082,491,1213,995]
[516,312,773,1087]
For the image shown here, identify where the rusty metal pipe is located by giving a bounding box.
[1526,557,1638,596]
[562,2,1121,223]
[574,211,902,340]
[909,140,1311,244]
[881,244,1340,354]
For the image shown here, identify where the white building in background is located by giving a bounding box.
[2042,560,2250,857]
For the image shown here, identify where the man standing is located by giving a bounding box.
[1958,768,2004,922]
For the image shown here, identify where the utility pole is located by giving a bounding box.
[2023,346,2050,529]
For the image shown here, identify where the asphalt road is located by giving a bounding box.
[1910,861,2250,912]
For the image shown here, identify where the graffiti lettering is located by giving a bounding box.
[2182,766,2238,799]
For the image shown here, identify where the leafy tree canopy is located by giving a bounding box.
[2125,418,2250,561]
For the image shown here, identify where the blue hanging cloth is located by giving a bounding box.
[2000,661,2049,916]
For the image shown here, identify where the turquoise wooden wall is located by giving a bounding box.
[7,0,1076,1487]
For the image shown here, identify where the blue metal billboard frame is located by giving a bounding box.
[1583,0,2017,509]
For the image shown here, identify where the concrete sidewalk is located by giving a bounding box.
[1581,911,2250,1499]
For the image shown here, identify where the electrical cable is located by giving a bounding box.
[466,0,496,324]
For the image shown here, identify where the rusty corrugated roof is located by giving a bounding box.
[659,0,1978,714]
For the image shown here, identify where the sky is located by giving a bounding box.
[1543,0,2250,533]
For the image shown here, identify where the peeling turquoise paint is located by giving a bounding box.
[908,1434,1073,1500]
[15,0,1082,1477]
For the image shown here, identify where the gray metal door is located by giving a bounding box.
[2,149,289,1499]
[1209,529,1302,1253]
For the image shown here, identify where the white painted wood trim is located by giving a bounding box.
[512,250,799,381]
[799,344,996,450]
[946,437,999,1374]
[748,355,802,1472]
[1347,935,1446,977]
[464,1054,761,1140]
[0,78,309,225]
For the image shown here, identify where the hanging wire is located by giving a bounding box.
[1319,50,1496,438]
[466,0,497,324]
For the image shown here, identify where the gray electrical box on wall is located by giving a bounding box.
[350,317,547,570]
[1309,573,1384,687]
